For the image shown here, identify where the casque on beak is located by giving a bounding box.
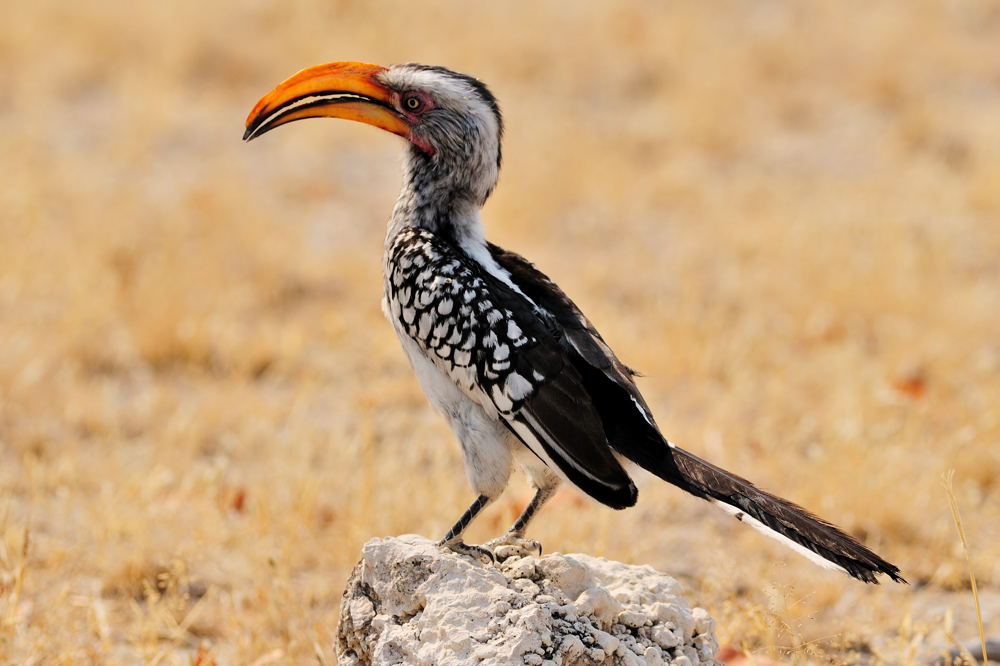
[243,61,411,142]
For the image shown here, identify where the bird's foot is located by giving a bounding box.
[485,533,543,560]
[437,538,496,565]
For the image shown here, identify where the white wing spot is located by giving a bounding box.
[454,349,472,366]
[507,320,522,340]
[494,343,509,361]
[432,322,450,339]
[438,299,454,315]
[505,372,533,400]
[492,385,514,413]
[418,312,433,339]
[403,307,416,325]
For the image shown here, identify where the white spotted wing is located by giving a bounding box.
[386,227,637,507]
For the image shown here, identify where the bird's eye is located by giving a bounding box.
[404,95,422,111]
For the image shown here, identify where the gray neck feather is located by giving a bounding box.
[385,138,499,253]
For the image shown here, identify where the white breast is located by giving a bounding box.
[391,323,517,499]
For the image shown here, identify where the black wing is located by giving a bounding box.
[386,228,636,509]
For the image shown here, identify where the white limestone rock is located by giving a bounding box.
[337,535,722,666]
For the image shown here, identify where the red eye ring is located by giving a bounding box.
[399,92,434,119]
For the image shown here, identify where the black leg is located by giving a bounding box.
[438,494,492,544]
[486,482,559,557]
[437,495,496,563]
[509,484,558,536]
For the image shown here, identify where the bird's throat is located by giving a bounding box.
[387,146,492,249]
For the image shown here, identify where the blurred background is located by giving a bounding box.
[2,0,1000,662]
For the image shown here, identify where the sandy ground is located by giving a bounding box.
[2,1,1000,663]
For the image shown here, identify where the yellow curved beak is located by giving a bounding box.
[243,61,410,142]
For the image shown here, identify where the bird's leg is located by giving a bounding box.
[486,482,559,558]
[437,494,496,564]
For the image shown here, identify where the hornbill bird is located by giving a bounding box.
[244,61,905,584]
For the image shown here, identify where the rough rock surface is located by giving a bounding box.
[337,535,722,666]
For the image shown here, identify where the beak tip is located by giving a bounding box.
[242,127,255,141]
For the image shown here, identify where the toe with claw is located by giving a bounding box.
[438,538,496,565]
[485,533,543,560]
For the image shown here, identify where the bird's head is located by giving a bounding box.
[245,62,503,205]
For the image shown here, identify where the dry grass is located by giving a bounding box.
[2,0,1000,663]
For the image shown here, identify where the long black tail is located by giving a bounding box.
[655,442,906,583]
[570,348,906,584]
